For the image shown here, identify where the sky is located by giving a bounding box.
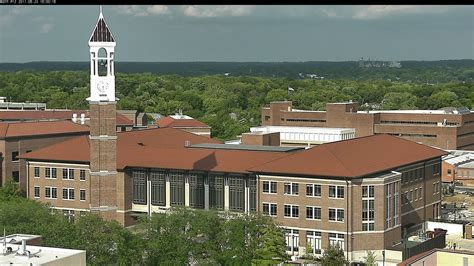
[0,5,473,63]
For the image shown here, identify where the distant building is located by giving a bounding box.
[155,112,211,138]
[117,110,148,128]
[0,234,86,265]
[442,150,474,187]
[398,248,474,266]
[262,101,474,150]
[0,97,46,110]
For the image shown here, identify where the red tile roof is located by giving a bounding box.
[156,116,210,128]
[0,110,134,126]
[249,134,448,178]
[0,121,89,139]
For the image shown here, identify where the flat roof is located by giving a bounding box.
[358,110,472,115]
[188,143,303,152]
[0,243,85,265]
[250,126,355,134]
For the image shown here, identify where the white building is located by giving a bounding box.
[248,126,356,147]
[0,234,86,266]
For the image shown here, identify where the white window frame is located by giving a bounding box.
[34,167,40,178]
[262,181,277,194]
[34,186,40,198]
[284,204,299,218]
[285,229,299,253]
[362,185,375,231]
[329,185,344,199]
[284,182,299,196]
[80,169,86,181]
[306,184,321,197]
[328,233,345,251]
[329,208,344,222]
[45,186,57,199]
[62,188,75,200]
[262,202,277,217]
[306,206,322,220]
[80,189,86,201]
[62,168,75,180]
[306,231,322,255]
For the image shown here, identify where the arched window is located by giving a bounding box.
[97,48,108,77]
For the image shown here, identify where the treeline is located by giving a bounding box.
[0,60,473,82]
[0,182,289,265]
[0,71,472,140]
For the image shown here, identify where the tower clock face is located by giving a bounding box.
[97,81,109,93]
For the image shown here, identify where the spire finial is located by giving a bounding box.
[99,5,103,18]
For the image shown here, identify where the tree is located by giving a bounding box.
[381,92,418,110]
[364,250,377,266]
[320,244,348,266]
[253,215,289,264]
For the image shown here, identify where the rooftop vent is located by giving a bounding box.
[184,140,191,147]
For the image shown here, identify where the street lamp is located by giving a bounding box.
[382,250,385,266]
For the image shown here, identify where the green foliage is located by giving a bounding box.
[0,71,472,140]
[0,180,20,199]
[364,250,377,266]
[320,244,348,266]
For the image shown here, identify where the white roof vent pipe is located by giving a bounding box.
[80,113,86,125]
[72,113,77,123]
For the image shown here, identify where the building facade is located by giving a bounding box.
[262,101,474,150]
[442,150,474,187]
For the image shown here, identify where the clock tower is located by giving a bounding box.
[88,7,118,220]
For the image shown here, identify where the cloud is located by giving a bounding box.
[352,5,449,20]
[115,5,170,16]
[180,5,254,18]
[33,17,55,33]
[0,7,27,28]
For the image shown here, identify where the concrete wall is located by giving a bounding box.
[426,221,464,237]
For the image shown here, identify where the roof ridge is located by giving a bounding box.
[319,145,355,177]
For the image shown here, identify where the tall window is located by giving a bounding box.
[284,204,299,218]
[62,168,75,180]
[249,178,257,212]
[306,231,322,255]
[229,176,245,212]
[11,171,19,183]
[34,167,40,178]
[170,172,185,206]
[386,183,392,228]
[394,183,399,226]
[80,169,86,181]
[45,167,57,179]
[329,208,344,222]
[151,171,166,206]
[328,233,345,251]
[306,206,321,220]
[132,170,147,205]
[284,182,299,195]
[209,174,224,210]
[306,184,321,197]
[329,185,344,199]
[285,229,299,253]
[262,203,277,216]
[11,151,19,162]
[34,186,40,198]
[97,48,108,77]
[362,185,375,231]
[189,173,204,209]
[80,189,86,201]
[262,181,277,194]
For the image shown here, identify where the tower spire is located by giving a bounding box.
[99,5,103,18]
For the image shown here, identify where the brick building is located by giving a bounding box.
[262,101,474,150]
[441,150,474,187]
[0,120,89,191]
[155,113,211,138]
[19,8,447,264]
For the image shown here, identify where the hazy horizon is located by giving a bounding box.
[1,5,473,63]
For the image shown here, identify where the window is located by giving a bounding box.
[80,189,86,201]
[34,167,40,178]
[11,151,19,162]
[249,179,257,212]
[62,188,75,200]
[284,182,299,195]
[329,233,345,250]
[306,184,321,197]
[306,206,321,220]
[419,187,423,200]
[132,170,147,204]
[11,171,19,183]
[284,204,299,218]
[170,172,185,206]
[63,210,75,223]
[306,231,322,255]
[34,186,40,198]
[45,187,57,199]
[414,188,418,201]
[433,163,441,175]
[229,176,245,212]
[362,185,375,231]
[151,171,166,206]
[209,174,224,210]
[263,181,277,194]
[394,182,399,226]
[329,208,344,222]
[62,168,75,180]
[386,184,392,228]
[187,173,203,208]
[80,169,86,181]
[447,169,452,176]
[285,229,299,253]
[45,168,57,179]
[262,203,277,216]
[433,181,440,194]
[329,185,344,199]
